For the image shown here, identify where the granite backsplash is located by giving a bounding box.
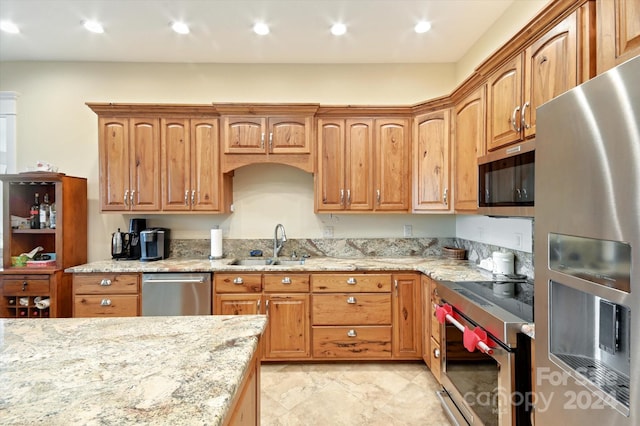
[170,237,534,278]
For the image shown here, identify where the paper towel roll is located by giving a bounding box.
[210,228,223,259]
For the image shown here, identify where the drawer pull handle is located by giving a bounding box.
[100,279,112,286]
[346,296,357,304]
[233,277,244,284]
[281,277,292,284]
[347,329,357,337]
[22,281,28,291]
[346,277,357,285]
[101,299,112,306]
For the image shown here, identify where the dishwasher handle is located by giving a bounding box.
[143,278,206,284]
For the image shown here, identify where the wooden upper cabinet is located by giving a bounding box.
[217,104,319,173]
[413,110,451,212]
[315,118,373,211]
[487,55,525,151]
[223,117,265,154]
[99,117,160,211]
[375,119,410,211]
[346,119,374,211]
[523,11,579,138]
[454,86,486,213]
[487,10,588,150]
[316,119,346,210]
[162,118,228,212]
[597,0,640,74]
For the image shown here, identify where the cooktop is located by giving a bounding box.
[453,280,534,323]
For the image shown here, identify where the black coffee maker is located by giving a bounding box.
[128,218,146,260]
[111,218,146,260]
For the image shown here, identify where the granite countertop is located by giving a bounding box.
[65,256,491,282]
[0,315,267,425]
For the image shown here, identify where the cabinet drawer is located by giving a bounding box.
[312,274,391,292]
[215,274,262,293]
[73,274,139,294]
[264,274,310,292]
[312,326,392,358]
[74,295,139,317]
[312,294,391,325]
[2,276,50,295]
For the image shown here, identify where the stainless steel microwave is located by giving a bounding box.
[477,140,535,217]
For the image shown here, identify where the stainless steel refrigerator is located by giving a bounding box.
[535,55,639,425]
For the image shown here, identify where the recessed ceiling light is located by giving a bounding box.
[330,23,347,36]
[253,22,269,35]
[414,21,431,34]
[171,21,190,35]
[0,20,20,34]
[83,20,104,34]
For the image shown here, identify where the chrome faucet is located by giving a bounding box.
[274,224,287,258]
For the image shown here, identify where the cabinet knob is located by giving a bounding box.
[233,277,244,284]
[347,329,357,337]
[281,277,292,284]
[434,348,440,358]
[100,279,112,286]
[346,296,357,304]
[346,277,357,285]
[100,299,112,306]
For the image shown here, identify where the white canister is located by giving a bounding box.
[492,251,514,275]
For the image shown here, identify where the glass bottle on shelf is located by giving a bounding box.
[39,193,50,229]
[49,201,57,229]
[30,193,41,229]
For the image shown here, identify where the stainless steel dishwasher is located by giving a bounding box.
[142,273,212,316]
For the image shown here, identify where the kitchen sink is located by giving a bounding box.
[226,258,305,266]
[227,258,277,266]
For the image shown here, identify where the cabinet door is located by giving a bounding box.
[161,118,191,211]
[413,110,451,212]
[524,12,578,138]
[375,119,410,211]
[454,86,485,212]
[392,274,422,359]
[191,119,221,211]
[316,119,346,211]
[99,117,130,211]
[487,55,524,151]
[597,0,640,74]
[269,117,311,154]
[421,275,431,368]
[345,119,373,210]
[264,294,310,359]
[215,294,262,315]
[223,117,266,154]
[129,118,160,210]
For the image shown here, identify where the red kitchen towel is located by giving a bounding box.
[463,327,489,352]
[436,304,453,324]
[463,326,479,352]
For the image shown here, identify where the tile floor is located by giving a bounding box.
[261,362,451,425]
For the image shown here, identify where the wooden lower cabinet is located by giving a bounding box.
[0,272,71,318]
[312,326,392,358]
[223,337,261,426]
[215,271,422,362]
[425,276,443,382]
[263,294,310,359]
[72,273,140,317]
[214,272,311,361]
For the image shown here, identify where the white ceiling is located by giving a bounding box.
[0,0,518,64]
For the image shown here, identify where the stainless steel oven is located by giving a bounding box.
[435,280,533,426]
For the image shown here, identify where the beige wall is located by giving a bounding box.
[455,0,548,84]
[0,62,459,261]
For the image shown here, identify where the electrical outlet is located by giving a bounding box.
[403,224,413,237]
[514,233,523,249]
[323,226,334,238]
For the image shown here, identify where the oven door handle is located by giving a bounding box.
[434,303,494,355]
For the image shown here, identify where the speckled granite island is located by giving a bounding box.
[0,315,267,425]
